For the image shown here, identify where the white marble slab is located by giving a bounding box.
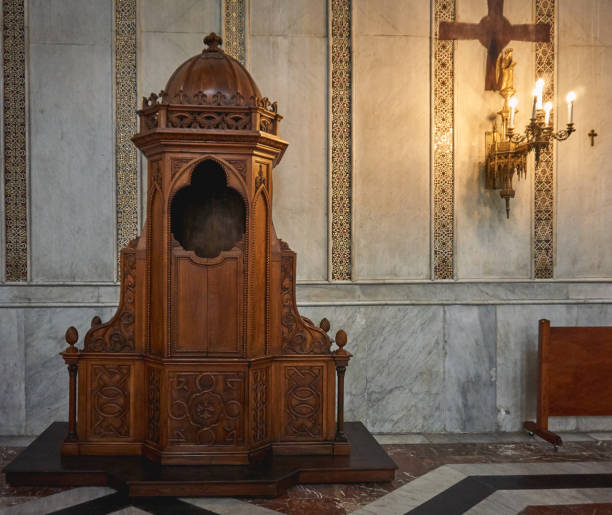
[0,487,114,515]
[0,310,25,434]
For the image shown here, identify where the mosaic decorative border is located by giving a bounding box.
[329,0,352,281]
[2,0,27,281]
[115,0,139,263]
[432,0,455,280]
[223,0,247,66]
[534,0,555,278]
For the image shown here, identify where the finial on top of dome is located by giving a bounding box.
[203,32,223,52]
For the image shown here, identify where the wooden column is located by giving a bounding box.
[61,326,80,454]
[333,329,351,454]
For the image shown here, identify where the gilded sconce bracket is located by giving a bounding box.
[485,49,575,218]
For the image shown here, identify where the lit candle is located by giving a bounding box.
[544,101,552,126]
[566,91,576,124]
[532,88,537,119]
[536,78,545,110]
[509,96,518,129]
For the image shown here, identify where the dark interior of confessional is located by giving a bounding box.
[171,160,246,259]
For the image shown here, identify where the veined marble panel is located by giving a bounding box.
[24,307,116,434]
[138,0,221,98]
[443,306,496,432]
[29,0,115,282]
[496,304,579,432]
[366,306,445,432]
[556,44,612,278]
[454,0,533,279]
[354,0,429,36]
[250,0,328,281]
[353,31,430,280]
[0,310,25,434]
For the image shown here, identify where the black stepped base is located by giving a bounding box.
[3,421,396,497]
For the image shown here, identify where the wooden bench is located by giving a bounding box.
[524,319,612,448]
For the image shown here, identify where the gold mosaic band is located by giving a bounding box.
[432,0,455,280]
[2,0,27,281]
[534,0,555,278]
[115,0,139,263]
[223,0,247,66]
[329,0,352,281]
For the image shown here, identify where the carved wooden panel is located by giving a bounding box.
[84,246,136,352]
[280,250,330,354]
[251,368,268,444]
[91,365,131,438]
[283,366,323,440]
[168,111,251,130]
[172,251,243,356]
[168,372,244,446]
[146,367,161,443]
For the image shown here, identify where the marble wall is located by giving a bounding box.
[1,0,612,435]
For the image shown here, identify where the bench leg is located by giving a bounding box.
[524,420,563,448]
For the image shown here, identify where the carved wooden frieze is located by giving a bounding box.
[146,367,161,444]
[168,372,244,446]
[280,252,331,354]
[283,366,323,440]
[84,246,136,353]
[91,364,131,438]
[168,111,251,130]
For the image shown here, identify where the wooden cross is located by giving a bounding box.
[588,129,598,146]
[439,0,550,90]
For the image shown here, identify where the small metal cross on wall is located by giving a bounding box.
[588,129,598,146]
[439,0,550,90]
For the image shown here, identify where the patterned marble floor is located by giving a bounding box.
[2,432,612,514]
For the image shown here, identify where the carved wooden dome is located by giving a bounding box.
[164,32,261,104]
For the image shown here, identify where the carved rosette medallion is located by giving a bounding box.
[168,372,244,446]
[284,366,323,439]
[91,365,131,438]
[146,367,161,443]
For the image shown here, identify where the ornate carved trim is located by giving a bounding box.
[432,0,456,280]
[171,158,193,178]
[280,248,331,354]
[284,366,323,440]
[168,372,244,446]
[534,0,555,278]
[84,242,137,352]
[223,0,247,66]
[3,0,27,281]
[115,0,139,265]
[168,111,251,130]
[252,368,268,444]
[227,159,247,180]
[329,0,353,280]
[91,364,131,438]
[146,367,161,443]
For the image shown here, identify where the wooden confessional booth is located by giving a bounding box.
[61,33,351,465]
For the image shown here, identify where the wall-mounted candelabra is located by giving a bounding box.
[485,49,576,217]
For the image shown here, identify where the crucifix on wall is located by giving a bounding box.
[439,0,551,90]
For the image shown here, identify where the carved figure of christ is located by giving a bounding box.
[439,0,550,90]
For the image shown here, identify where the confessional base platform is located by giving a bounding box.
[3,422,396,497]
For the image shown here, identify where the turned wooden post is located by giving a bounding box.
[62,326,79,443]
[333,329,351,443]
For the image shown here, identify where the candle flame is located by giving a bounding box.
[566,91,576,103]
[509,97,518,108]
